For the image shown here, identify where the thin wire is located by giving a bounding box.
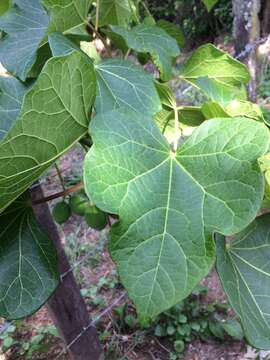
[60,237,107,281]
[55,292,127,359]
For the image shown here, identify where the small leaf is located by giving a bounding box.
[201,0,218,11]
[216,214,270,349]
[157,19,185,48]
[209,320,225,339]
[154,324,165,337]
[110,24,180,81]
[95,59,161,115]
[0,50,96,212]
[84,108,269,321]
[178,314,187,323]
[0,76,29,140]
[174,339,185,353]
[222,319,243,340]
[179,44,250,98]
[0,0,49,80]
[0,193,59,319]
[167,325,176,335]
[191,322,200,331]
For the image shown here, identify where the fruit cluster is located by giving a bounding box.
[52,190,108,230]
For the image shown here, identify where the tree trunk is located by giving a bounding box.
[260,0,270,36]
[31,183,103,360]
[233,0,261,101]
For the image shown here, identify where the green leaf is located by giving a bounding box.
[178,106,205,127]
[0,0,9,15]
[202,101,229,119]
[226,100,264,122]
[221,319,243,340]
[156,20,185,48]
[155,81,176,109]
[0,76,29,140]
[216,214,270,349]
[0,50,96,212]
[97,0,134,27]
[84,108,269,321]
[111,24,180,81]
[195,76,247,105]
[95,59,161,115]
[42,0,92,37]
[201,0,218,11]
[209,320,225,339]
[0,193,59,319]
[0,0,49,81]
[48,32,81,56]
[179,44,250,97]
[202,100,264,122]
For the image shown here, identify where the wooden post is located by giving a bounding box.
[31,183,103,360]
[233,0,261,101]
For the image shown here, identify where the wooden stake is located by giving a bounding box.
[31,183,103,360]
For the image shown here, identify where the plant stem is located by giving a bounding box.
[32,183,83,205]
[125,48,131,59]
[128,0,140,23]
[141,0,152,17]
[95,0,100,31]
[173,106,179,152]
[54,163,66,198]
[87,22,112,57]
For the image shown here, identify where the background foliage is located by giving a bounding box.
[145,0,233,44]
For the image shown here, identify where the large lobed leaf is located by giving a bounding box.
[0,0,49,81]
[179,44,250,97]
[95,59,161,115]
[0,193,58,319]
[111,24,180,81]
[0,50,96,213]
[216,214,270,349]
[84,108,269,321]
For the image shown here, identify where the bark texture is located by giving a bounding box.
[233,0,261,101]
[31,183,103,360]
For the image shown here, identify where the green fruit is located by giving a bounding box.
[52,201,71,224]
[85,206,107,230]
[69,193,90,215]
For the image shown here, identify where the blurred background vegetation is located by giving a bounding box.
[145,0,233,46]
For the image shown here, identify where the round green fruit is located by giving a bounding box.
[69,193,90,215]
[85,206,107,230]
[52,201,71,224]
